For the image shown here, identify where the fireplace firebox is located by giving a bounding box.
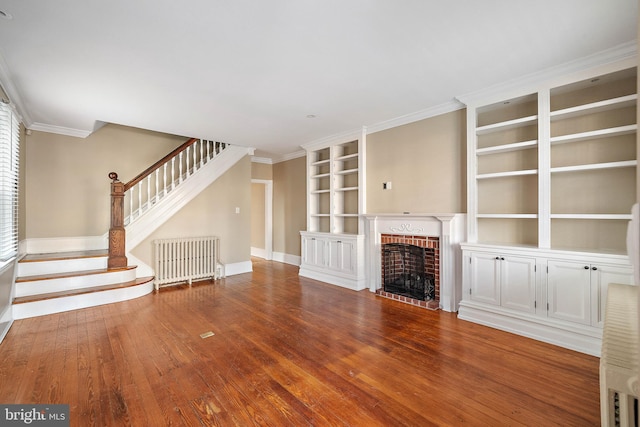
[382,243,435,301]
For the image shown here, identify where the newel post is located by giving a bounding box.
[108,172,128,269]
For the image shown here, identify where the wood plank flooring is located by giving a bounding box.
[0,258,600,426]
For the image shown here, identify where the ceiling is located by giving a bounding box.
[0,1,636,159]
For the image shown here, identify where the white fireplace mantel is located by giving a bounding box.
[363,213,466,312]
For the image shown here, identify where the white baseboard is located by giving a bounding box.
[224,261,253,276]
[251,247,268,259]
[21,236,107,254]
[273,252,300,266]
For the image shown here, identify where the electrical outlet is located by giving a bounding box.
[383,181,392,190]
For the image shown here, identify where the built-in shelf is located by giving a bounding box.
[477,214,538,219]
[477,169,538,179]
[550,124,637,145]
[550,94,637,120]
[550,214,633,220]
[476,115,538,135]
[550,160,637,173]
[476,140,538,155]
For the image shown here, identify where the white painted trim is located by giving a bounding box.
[302,127,367,151]
[457,41,637,107]
[21,236,107,254]
[272,252,300,266]
[126,252,154,278]
[12,280,154,320]
[366,100,465,134]
[0,51,31,126]
[224,261,253,276]
[252,179,273,261]
[251,156,273,164]
[0,305,13,344]
[299,266,367,291]
[457,301,602,356]
[251,247,268,259]
[28,122,92,138]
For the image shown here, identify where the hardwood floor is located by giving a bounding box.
[0,258,600,426]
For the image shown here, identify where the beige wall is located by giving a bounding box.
[251,182,266,249]
[367,109,467,214]
[252,161,273,180]
[24,124,185,238]
[273,156,306,256]
[131,156,252,266]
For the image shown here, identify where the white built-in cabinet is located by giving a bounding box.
[458,57,637,356]
[299,129,366,290]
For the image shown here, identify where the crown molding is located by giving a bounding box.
[251,156,273,164]
[366,99,465,135]
[456,41,638,107]
[28,122,93,138]
[0,52,30,125]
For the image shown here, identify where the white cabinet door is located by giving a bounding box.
[327,238,357,275]
[547,260,591,325]
[501,256,537,313]
[302,235,326,267]
[590,264,633,328]
[469,252,501,306]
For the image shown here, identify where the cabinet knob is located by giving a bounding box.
[501,257,505,261]
[495,256,500,260]
[584,266,589,269]
[592,266,598,271]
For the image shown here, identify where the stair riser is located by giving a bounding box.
[15,269,137,298]
[18,257,108,277]
[13,281,154,319]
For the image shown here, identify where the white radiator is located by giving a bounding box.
[600,283,639,426]
[153,236,223,290]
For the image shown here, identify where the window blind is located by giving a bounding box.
[0,102,19,261]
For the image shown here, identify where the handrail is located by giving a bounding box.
[124,137,197,191]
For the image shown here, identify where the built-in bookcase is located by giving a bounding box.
[465,65,637,254]
[305,134,365,235]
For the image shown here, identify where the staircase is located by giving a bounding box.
[13,138,252,318]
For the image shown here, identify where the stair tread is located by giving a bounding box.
[13,276,155,304]
[16,265,136,282]
[20,250,108,263]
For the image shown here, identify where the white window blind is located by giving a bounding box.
[0,102,19,261]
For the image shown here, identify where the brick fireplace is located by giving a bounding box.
[363,214,466,312]
[379,234,440,309]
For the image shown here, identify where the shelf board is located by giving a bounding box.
[550,124,637,145]
[476,140,537,155]
[334,168,358,176]
[334,213,359,217]
[311,158,330,166]
[335,186,358,192]
[476,115,537,135]
[476,169,537,179]
[335,153,358,162]
[477,214,538,219]
[310,189,330,194]
[550,160,637,173]
[310,214,330,217]
[550,214,633,220]
[550,94,637,120]
[311,173,330,179]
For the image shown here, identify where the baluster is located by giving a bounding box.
[199,139,204,168]
[206,140,211,162]
[193,141,198,170]
[186,146,191,177]
[138,181,143,214]
[171,157,176,190]
[129,187,134,220]
[155,169,159,203]
[147,175,151,209]
[163,162,168,195]
[179,152,183,183]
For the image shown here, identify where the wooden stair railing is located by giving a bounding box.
[107,138,228,270]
